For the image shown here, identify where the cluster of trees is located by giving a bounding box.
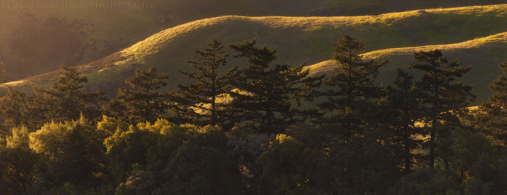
[1,35,507,194]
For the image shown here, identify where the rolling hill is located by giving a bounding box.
[0,0,505,80]
[4,4,507,105]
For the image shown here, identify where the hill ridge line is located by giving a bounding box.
[4,3,507,88]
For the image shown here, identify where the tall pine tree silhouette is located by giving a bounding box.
[175,39,239,128]
[33,65,107,125]
[382,69,424,174]
[410,49,475,169]
[318,34,388,143]
[477,59,507,144]
[106,67,171,124]
[228,38,322,134]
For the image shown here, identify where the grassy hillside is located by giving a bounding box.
[0,0,505,79]
[4,4,507,105]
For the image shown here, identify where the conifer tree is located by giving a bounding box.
[317,34,388,142]
[409,49,475,169]
[0,66,106,131]
[382,69,424,174]
[175,39,239,128]
[477,59,507,144]
[33,65,107,124]
[105,67,171,124]
[228,38,323,134]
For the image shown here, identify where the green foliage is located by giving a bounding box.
[394,168,460,195]
[106,67,171,124]
[227,127,274,193]
[0,126,38,195]
[154,125,242,195]
[462,178,493,195]
[175,38,240,128]
[29,117,112,189]
[438,128,500,186]
[327,133,402,194]
[97,115,129,138]
[0,87,29,133]
[104,124,155,183]
[103,118,188,188]
[228,38,323,134]
[257,134,324,194]
[417,175,460,195]
[114,183,135,195]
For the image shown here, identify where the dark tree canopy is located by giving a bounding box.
[105,67,171,124]
[175,39,240,128]
[34,65,107,123]
[409,49,475,169]
[0,66,106,131]
[317,34,388,142]
[477,59,507,144]
[0,87,28,134]
[228,38,323,134]
[382,69,425,174]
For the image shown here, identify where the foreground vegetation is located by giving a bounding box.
[1,35,507,194]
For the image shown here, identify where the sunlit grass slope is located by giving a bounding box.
[4,4,507,105]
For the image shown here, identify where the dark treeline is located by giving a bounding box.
[0,35,506,194]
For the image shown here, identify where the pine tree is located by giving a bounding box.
[33,65,107,124]
[228,38,323,134]
[175,39,240,128]
[0,66,107,131]
[409,49,475,169]
[317,34,388,143]
[382,69,424,174]
[105,67,171,124]
[477,59,507,144]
